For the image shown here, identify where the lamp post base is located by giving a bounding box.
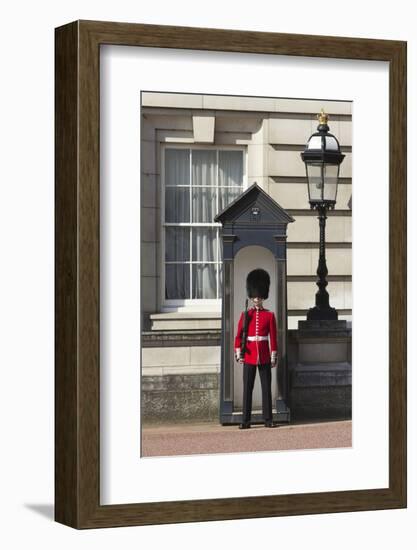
[307,305,338,321]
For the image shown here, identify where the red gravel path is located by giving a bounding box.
[141,420,352,457]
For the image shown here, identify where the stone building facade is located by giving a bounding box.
[140,92,352,423]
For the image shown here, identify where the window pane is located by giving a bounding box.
[192,150,216,186]
[165,149,190,186]
[192,264,216,299]
[218,187,241,212]
[192,186,216,222]
[165,227,190,261]
[165,187,190,222]
[165,264,190,299]
[219,150,243,186]
[192,228,216,262]
[218,264,223,299]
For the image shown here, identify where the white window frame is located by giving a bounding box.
[161,143,247,312]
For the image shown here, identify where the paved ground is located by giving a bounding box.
[141,420,352,457]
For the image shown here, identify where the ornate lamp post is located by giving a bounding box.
[301,110,345,321]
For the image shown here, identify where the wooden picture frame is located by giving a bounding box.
[55,20,407,529]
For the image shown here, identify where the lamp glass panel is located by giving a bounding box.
[307,135,322,150]
[325,136,339,151]
[306,162,324,202]
[323,164,340,202]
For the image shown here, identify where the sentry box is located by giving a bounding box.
[214,183,294,425]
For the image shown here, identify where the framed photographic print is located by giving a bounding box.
[55,20,406,528]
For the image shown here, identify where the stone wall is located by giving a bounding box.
[141,343,221,424]
[142,373,219,424]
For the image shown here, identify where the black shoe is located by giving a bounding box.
[239,422,251,429]
[264,421,278,428]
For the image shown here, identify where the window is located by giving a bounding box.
[163,146,245,304]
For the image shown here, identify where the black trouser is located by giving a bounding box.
[242,362,272,423]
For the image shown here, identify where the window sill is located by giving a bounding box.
[149,311,221,331]
[142,329,221,348]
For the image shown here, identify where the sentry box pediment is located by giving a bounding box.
[214,182,295,260]
[215,182,294,226]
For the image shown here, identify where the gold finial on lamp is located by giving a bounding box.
[317,109,329,125]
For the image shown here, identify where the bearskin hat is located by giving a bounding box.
[246,269,270,299]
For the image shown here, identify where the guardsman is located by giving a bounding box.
[234,269,278,429]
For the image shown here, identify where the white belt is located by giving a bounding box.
[247,336,268,341]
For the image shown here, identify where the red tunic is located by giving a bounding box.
[234,307,278,365]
